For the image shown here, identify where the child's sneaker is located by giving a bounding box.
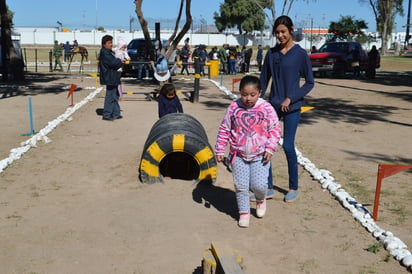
[250,189,275,202]
[238,213,250,228]
[256,199,266,218]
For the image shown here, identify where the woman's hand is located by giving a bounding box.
[281,97,291,112]
[263,151,272,163]
[216,155,224,163]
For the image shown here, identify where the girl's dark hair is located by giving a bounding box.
[160,83,176,96]
[272,15,294,35]
[101,35,113,46]
[239,75,261,91]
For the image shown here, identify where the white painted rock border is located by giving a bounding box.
[0,87,103,173]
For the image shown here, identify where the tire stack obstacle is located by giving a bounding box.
[139,113,217,183]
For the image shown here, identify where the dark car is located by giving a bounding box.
[309,41,376,78]
[122,38,165,77]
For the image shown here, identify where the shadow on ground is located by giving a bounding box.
[192,181,238,220]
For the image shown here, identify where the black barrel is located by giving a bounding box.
[139,113,217,183]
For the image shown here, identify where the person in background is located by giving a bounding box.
[351,45,361,79]
[158,83,183,118]
[64,41,71,62]
[215,75,281,228]
[367,45,379,79]
[179,45,190,75]
[99,35,124,121]
[197,45,208,76]
[244,47,253,73]
[310,45,317,54]
[218,44,228,74]
[256,45,263,72]
[240,46,246,73]
[259,15,314,202]
[137,49,150,80]
[228,47,237,74]
[209,46,218,60]
[53,40,63,71]
[73,40,79,51]
[113,37,130,100]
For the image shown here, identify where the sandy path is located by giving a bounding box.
[0,73,410,273]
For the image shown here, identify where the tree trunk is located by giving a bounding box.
[134,0,156,61]
[0,0,24,81]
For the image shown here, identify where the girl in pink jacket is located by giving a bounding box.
[215,75,281,227]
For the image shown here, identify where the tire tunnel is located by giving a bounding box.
[139,113,218,183]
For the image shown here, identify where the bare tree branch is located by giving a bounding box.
[165,0,192,59]
[134,0,157,61]
[134,0,192,61]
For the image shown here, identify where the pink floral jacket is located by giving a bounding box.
[215,98,281,162]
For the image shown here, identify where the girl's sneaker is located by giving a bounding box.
[256,199,266,218]
[238,213,250,228]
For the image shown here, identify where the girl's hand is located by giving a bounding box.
[216,155,224,163]
[263,151,272,163]
[281,97,291,112]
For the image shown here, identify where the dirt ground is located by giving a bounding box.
[0,67,411,273]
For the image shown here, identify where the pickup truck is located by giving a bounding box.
[309,41,371,78]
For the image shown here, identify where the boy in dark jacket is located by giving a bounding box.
[99,35,124,121]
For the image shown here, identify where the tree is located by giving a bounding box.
[213,0,269,34]
[328,16,368,42]
[361,0,404,55]
[134,0,192,61]
[0,0,24,82]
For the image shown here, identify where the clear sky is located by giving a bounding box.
[8,0,410,33]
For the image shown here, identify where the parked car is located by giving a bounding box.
[122,38,165,77]
[309,41,375,78]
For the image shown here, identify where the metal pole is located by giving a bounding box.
[193,57,200,103]
[49,50,52,72]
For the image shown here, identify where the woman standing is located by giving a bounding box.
[260,15,314,202]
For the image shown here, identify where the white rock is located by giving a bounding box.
[384,237,407,251]
[402,255,412,266]
[391,249,411,261]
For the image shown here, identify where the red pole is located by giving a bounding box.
[372,165,384,221]
[67,84,77,107]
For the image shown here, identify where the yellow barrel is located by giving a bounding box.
[208,60,219,77]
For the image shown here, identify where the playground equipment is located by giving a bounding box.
[139,113,217,184]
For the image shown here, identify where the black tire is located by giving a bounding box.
[139,113,217,184]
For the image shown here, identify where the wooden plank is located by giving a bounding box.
[210,242,244,274]
[202,249,217,274]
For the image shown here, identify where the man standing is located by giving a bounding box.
[218,44,228,74]
[256,45,263,72]
[64,41,71,63]
[99,35,124,121]
[53,40,63,71]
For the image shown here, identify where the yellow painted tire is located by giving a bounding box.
[139,113,217,184]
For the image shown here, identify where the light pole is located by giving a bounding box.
[57,21,62,32]
[95,0,98,29]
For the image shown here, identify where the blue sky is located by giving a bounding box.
[8,0,410,33]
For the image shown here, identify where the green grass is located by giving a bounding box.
[380,55,412,71]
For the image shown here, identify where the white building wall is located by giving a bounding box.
[15,27,397,51]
